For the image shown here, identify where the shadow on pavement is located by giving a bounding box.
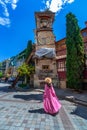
[13,93,43,102]
[28,108,58,116]
[28,108,45,114]
[71,104,87,120]
[0,86,16,93]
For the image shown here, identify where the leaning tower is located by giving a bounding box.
[34,10,58,88]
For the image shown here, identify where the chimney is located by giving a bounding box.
[85,21,87,28]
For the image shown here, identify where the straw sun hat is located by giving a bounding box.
[45,77,52,84]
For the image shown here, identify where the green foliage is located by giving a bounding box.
[0,71,3,78]
[66,12,84,90]
[25,40,33,60]
[17,63,30,76]
[17,63,35,84]
[17,63,35,76]
[17,49,26,60]
[28,64,35,75]
[18,83,27,88]
[0,62,2,67]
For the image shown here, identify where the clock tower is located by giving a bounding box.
[34,10,58,87]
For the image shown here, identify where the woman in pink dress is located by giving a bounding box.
[43,77,61,115]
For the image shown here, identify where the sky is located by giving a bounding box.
[0,0,87,62]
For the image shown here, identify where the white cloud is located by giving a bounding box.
[64,0,74,4]
[46,0,50,8]
[0,0,19,26]
[0,17,10,26]
[45,0,75,13]
[48,0,63,12]
[0,0,9,17]
[11,0,19,10]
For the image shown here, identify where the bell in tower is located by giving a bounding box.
[34,10,58,88]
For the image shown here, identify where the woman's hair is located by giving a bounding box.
[45,77,52,84]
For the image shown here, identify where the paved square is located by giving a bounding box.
[0,84,87,130]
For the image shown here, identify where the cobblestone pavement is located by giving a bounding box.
[0,83,87,130]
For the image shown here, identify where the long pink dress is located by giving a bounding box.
[43,84,61,114]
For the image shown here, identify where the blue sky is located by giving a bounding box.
[0,0,87,62]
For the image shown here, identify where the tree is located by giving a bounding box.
[66,12,84,90]
[0,63,2,78]
[17,63,35,84]
[0,62,2,67]
[25,40,33,60]
[0,71,3,78]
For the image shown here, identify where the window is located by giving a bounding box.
[58,61,66,71]
[82,32,87,37]
[42,65,49,70]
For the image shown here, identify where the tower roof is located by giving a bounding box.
[35,10,55,23]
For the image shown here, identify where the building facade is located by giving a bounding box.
[1,59,10,76]
[1,49,26,77]
[56,23,87,89]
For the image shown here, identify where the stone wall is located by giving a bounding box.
[34,58,58,88]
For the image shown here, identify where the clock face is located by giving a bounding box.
[38,32,55,45]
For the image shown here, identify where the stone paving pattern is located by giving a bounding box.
[0,84,87,130]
